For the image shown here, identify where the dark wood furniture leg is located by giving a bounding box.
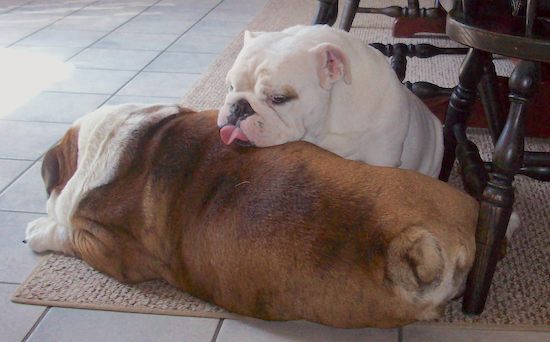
[340,0,360,31]
[463,60,540,315]
[392,1,446,37]
[313,0,339,26]
[478,56,506,142]
[439,49,488,181]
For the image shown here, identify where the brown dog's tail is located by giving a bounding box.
[385,225,474,320]
[386,226,445,293]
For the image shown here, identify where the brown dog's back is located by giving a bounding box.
[67,109,477,328]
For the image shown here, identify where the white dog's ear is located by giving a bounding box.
[244,30,265,45]
[309,43,352,90]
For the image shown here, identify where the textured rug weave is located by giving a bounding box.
[13,0,549,330]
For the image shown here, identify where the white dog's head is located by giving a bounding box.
[217,25,352,147]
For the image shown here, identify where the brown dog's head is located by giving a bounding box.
[42,126,79,197]
[41,104,192,198]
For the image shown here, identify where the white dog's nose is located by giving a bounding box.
[228,98,255,125]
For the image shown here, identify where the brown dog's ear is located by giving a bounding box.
[42,146,61,197]
[41,127,79,197]
[309,43,352,90]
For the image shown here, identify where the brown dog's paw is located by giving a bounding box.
[386,226,444,292]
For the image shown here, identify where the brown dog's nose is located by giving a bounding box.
[227,99,255,125]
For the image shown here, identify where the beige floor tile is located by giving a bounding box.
[403,325,550,342]
[0,284,46,342]
[216,318,398,342]
[27,308,220,342]
[0,211,43,283]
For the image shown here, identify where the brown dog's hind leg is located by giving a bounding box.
[70,216,160,284]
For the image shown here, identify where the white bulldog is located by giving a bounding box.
[217,25,443,177]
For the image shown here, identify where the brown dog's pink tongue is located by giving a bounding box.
[220,125,249,145]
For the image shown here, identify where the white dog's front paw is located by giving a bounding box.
[25,217,73,254]
[506,211,521,242]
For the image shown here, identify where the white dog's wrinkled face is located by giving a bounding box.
[217,27,351,147]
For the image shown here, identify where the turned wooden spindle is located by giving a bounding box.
[369,43,468,58]
[463,60,540,315]
[410,44,469,58]
[454,124,489,199]
[440,49,489,181]
[404,81,453,98]
[312,0,338,26]
[368,43,464,98]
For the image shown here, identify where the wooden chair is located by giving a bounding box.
[313,0,467,100]
[441,0,550,314]
[313,0,550,315]
[313,0,447,37]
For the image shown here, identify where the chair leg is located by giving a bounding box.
[339,0,360,31]
[312,0,339,26]
[462,61,540,315]
[478,56,505,143]
[439,49,488,181]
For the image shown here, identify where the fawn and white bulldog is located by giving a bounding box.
[218,25,444,177]
[25,104,477,328]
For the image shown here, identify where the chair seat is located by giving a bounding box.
[446,10,550,62]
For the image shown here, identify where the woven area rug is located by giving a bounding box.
[12,0,549,331]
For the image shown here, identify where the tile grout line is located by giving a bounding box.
[211,319,224,342]
[72,47,219,54]
[56,66,205,74]
[21,306,50,342]
[95,0,228,107]
[60,0,166,62]
[0,0,34,15]
[0,119,72,124]
[0,118,75,125]
[5,0,101,48]
[36,90,179,98]
[0,281,20,285]
[0,209,45,215]
[0,90,179,99]
[0,157,35,161]
[0,160,39,197]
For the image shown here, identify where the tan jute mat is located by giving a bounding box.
[12,0,550,330]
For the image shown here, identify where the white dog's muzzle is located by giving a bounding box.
[219,98,255,146]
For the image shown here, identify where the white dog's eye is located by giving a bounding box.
[270,95,290,105]
[228,84,234,91]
